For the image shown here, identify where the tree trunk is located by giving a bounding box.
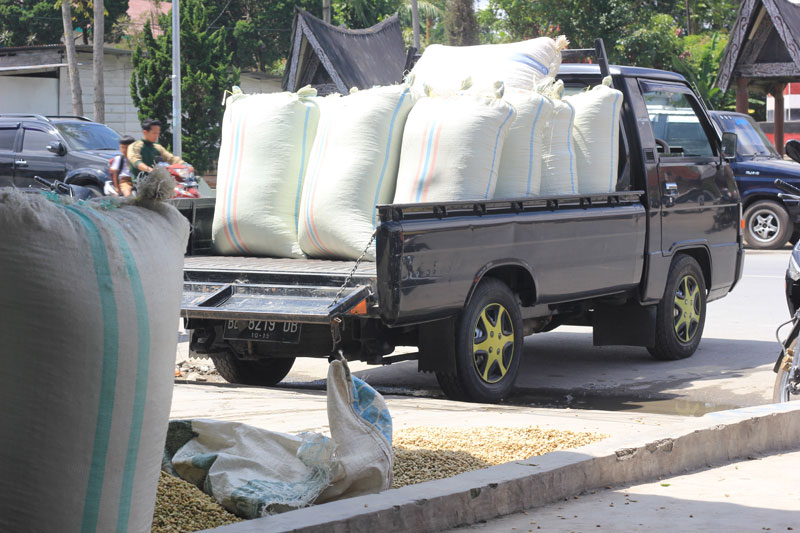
[685,0,691,35]
[444,0,478,46]
[411,0,420,49]
[93,0,105,123]
[426,16,432,44]
[322,0,331,23]
[61,0,84,116]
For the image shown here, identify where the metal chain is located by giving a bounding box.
[328,230,377,309]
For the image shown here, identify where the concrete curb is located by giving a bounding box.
[212,403,800,532]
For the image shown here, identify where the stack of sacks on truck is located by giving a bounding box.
[565,76,624,194]
[393,80,516,203]
[410,36,568,93]
[298,84,416,261]
[212,86,320,258]
[538,79,579,196]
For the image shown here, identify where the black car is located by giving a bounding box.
[709,111,800,249]
[0,114,120,195]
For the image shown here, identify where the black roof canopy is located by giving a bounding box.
[282,8,407,95]
[717,0,800,92]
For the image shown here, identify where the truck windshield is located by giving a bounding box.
[55,122,120,151]
[713,114,779,160]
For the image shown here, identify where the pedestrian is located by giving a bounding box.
[127,118,191,175]
[110,135,136,196]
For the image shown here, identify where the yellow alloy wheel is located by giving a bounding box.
[673,274,701,343]
[472,303,515,384]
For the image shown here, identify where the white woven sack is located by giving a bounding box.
[0,184,189,533]
[540,79,578,196]
[212,86,319,258]
[410,36,567,93]
[298,84,415,260]
[394,88,515,203]
[495,89,554,198]
[567,78,624,194]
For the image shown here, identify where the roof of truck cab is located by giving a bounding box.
[558,64,688,83]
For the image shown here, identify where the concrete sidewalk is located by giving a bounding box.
[451,450,800,532]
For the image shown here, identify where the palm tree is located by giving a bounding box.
[61,0,84,116]
[398,0,444,46]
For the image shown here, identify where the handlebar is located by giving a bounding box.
[775,179,800,196]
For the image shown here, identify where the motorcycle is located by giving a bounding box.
[773,178,800,402]
[28,175,96,200]
[106,159,201,199]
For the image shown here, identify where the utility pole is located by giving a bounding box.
[323,0,331,23]
[93,0,105,123]
[172,0,182,156]
[412,0,420,49]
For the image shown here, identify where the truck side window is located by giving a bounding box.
[643,90,714,158]
[0,127,16,151]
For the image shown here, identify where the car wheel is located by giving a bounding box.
[436,278,523,403]
[744,200,791,250]
[210,350,295,386]
[648,255,706,361]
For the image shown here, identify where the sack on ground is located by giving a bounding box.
[164,359,392,518]
[212,86,320,258]
[298,84,415,260]
[495,89,554,198]
[410,36,568,93]
[566,77,624,194]
[394,84,516,203]
[0,179,189,533]
[540,80,579,196]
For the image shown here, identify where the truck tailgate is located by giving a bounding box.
[182,256,377,323]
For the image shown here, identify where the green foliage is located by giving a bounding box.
[673,32,735,110]
[444,0,478,46]
[332,0,402,28]
[615,13,684,71]
[0,0,126,46]
[130,0,239,173]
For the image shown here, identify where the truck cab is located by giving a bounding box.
[710,110,800,249]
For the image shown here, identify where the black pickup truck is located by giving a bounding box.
[176,55,744,403]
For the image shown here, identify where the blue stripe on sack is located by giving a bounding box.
[225,113,248,254]
[485,108,515,199]
[509,52,549,76]
[62,205,120,533]
[373,89,408,227]
[304,123,330,253]
[414,123,437,203]
[294,106,312,231]
[527,98,545,196]
[609,92,620,192]
[565,101,577,194]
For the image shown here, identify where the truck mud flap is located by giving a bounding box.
[181,281,371,324]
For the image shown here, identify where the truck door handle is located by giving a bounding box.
[14,159,27,168]
[664,182,678,207]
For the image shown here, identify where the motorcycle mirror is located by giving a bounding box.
[786,140,800,164]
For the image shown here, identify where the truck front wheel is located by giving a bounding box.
[649,255,707,361]
[744,200,790,249]
[436,279,523,403]
[210,350,295,386]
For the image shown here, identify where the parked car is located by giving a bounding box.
[175,53,744,403]
[710,111,800,249]
[0,114,119,195]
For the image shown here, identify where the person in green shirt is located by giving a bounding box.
[127,118,190,175]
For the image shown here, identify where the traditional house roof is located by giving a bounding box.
[717,0,800,92]
[282,8,408,95]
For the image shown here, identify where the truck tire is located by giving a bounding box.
[744,200,790,250]
[436,278,523,403]
[648,255,706,361]
[210,350,295,386]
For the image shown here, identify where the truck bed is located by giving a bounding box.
[184,255,377,278]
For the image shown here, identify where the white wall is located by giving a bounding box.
[58,51,141,138]
[0,76,58,115]
[239,74,283,95]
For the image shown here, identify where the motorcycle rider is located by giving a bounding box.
[110,135,135,196]
[127,118,192,175]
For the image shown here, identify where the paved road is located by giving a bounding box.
[178,248,794,415]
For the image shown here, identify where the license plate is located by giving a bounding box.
[223,320,302,343]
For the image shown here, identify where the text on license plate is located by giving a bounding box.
[223,320,301,343]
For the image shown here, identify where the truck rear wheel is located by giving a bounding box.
[436,279,523,403]
[648,255,706,361]
[210,350,295,386]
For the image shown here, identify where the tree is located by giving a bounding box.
[93,0,105,123]
[61,0,83,116]
[332,0,402,28]
[130,0,239,173]
[445,0,478,46]
[615,13,684,71]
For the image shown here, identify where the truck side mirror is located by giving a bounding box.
[721,132,737,162]
[46,141,66,156]
[786,140,800,164]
